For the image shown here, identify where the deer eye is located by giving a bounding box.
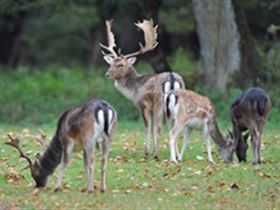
[117,64,124,68]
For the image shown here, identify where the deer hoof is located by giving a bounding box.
[153,155,159,161]
[170,159,178,164]
[88,189,94,193]
[144,152,149,159]
[252,160,261,165]
[177,156,183,162]
[53,187,60,192]
[208,160,216,164]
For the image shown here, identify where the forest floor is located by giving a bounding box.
[0,121,280,209]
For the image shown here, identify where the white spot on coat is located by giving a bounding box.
[163,82,171,94]
[108,109,113,123]
[174,81,180,90]
[94,109,105,138]
[168,94,178,117]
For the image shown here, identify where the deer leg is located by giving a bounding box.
[251,127,261,165]
[169,123,184,164]
[234,127,248,162]
[203,125,215,164]
[175,142,179,160]
[152,106,163,160]
[84,137,97,193]
[178,127,192,162]
[54,140,74,192]
[141,108,152,159]
[236,136,248,162]
[101,137,111,193]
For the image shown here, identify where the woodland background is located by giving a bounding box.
[0,0,279,124]
[0,1,280,209]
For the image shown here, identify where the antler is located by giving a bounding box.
[23,129,47,148]
[99,20,118,58]
[124,19,158,58]
[5,134,33,168]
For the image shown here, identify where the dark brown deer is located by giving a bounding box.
[5,99,117,192]
[230,87,271,164]
[100,19,185,160]
[165,89,235,164]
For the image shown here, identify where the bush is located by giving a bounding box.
[0,66,138,124]
[0,61,279,126]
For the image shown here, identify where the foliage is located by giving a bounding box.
[0,66,139,124]
[160,0,195,34]
[0,58,279,125]
[0,122,279,209]
[21,4,99,66]
[168,47,200,83]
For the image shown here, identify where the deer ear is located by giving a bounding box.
[103,55,114,65]
[127,57,137,66]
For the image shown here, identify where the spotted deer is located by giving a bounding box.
[5,99,117,193]
[230,87,271,164]
[100,19,185,159]
[165,89,235,164]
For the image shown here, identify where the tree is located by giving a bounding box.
[231,0,262,88]
[192,0,240,93]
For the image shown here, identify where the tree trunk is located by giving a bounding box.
[0,12,26,67]
[144,0,171,73]
[232,0,262,87]
[192,0,240,93]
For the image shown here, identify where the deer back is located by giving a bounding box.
[231,87,271,129]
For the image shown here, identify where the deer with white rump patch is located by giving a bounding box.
[230,87,271,165]
[165,89,235,164]
[5,99,117,193]
[100,19,185,159]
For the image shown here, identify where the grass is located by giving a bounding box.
[0,120,280,209]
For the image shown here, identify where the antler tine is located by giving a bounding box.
[124,19,159,58]
[99,19,118,58]
[5,134,33,168]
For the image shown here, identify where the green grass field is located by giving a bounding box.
[0,120,279,209]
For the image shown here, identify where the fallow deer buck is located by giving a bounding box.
[5,99,117,193]
[230,87,271,165]
[165,89,235,164]
[100,19,185,159]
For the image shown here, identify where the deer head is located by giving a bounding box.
[218,131,235,163]
[5,134,47,187]
[100,19,158,80]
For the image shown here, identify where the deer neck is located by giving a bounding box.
[114,68,142,103]
[209,120,227,149]
[37,134,63,176]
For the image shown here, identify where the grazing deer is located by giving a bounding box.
[230,87,271,164]
[5,99,117,193]
[100,19,185,159]
[165,89,235,164]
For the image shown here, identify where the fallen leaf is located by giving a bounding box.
[125,189,132,193]
[112,189,120,193]
[230,182,240,190]
[219,182,230,191]
[184,191,193,196]
[259,172,271,179]
[194,170,202,176]
[220,197,231,204]
[191,184,199,190]
[32,188,39,196]
[5,169,21,184]
[207,185,214,193]
[196,155,204,160]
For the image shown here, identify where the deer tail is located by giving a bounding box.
[255,96,268,116]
